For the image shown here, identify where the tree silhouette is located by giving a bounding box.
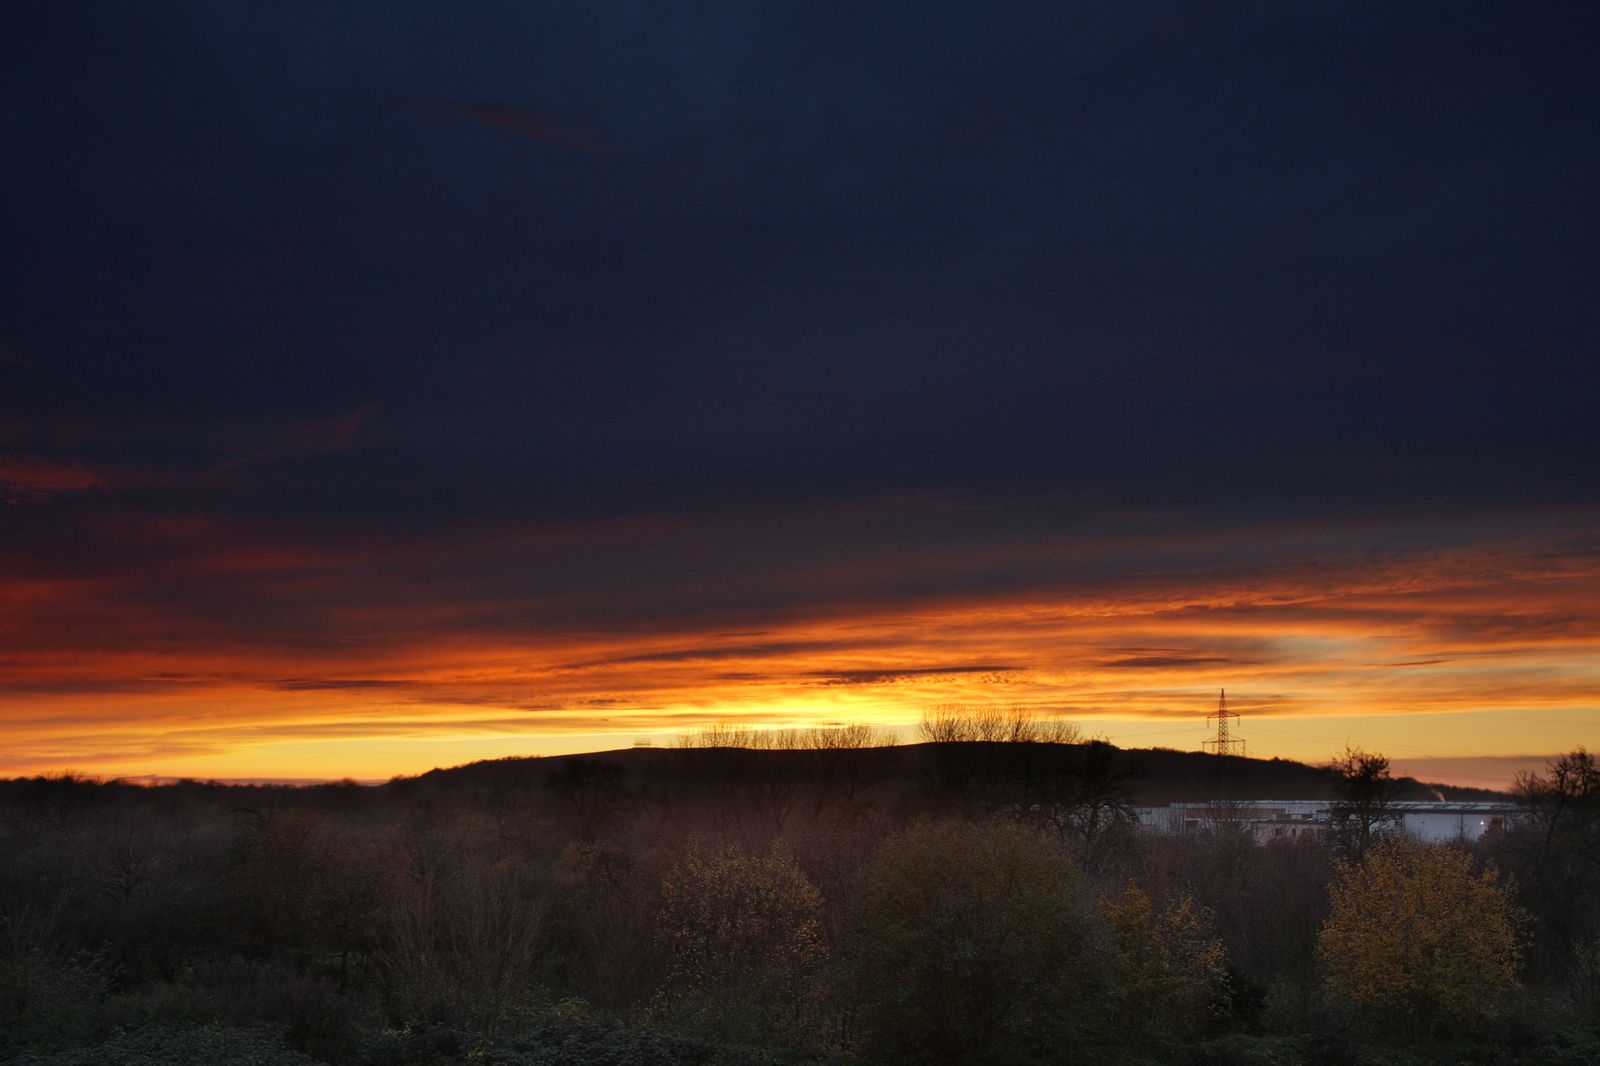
[1328,747,1398,857]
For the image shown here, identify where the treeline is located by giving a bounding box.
[0,721,1596,1065]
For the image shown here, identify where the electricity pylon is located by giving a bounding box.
[1204,688,1246,756]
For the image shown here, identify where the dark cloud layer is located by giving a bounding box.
[4,3,1596,525]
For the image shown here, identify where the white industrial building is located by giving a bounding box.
[1131,800,1516,844]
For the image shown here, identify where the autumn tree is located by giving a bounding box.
[844,819,1107,1064]
[1317,836,1523,1040]
[655,839,829,1044]
[1105,883,1231,1044]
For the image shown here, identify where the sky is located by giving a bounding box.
[2,3,1597,788]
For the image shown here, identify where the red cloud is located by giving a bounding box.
[0,455,104,502]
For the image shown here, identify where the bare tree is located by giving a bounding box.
[673,723,806,838]
[919,705,1085,817]
[1510,747,1600,994]
[919,704,1080,745]
[801,723,894,823]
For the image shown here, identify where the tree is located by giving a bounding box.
[917,705,1084,818]
[844,820,1107,1064]
[1328,747,1398,857]
[655,839,829,1044]
[1105,883,1231,1044]
[1512,747,1600,880]
[672,723,807,837]
[1317,836,1523,1040]
[801,722,894,824]
[1054,739,1139,871]
[1508,747,1600,1006]
[919,704,1081,746]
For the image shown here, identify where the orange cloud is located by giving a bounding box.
[1,512,1596,786]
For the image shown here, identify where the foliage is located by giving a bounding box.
[5,1023,321,1066]
[553,841,660,1009]
[1106,883,1231,1043]
[844,819,1106,1064]
[1317,837,1524,1039]
[654,840,829,1045]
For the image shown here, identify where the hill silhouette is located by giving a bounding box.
[394,741,1505,806]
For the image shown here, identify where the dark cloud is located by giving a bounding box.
[1099,657,1251,670]
[562,641,864,669]
[806,666,1023,686]
[267,678,415,692]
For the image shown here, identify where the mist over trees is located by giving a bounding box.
[0,719,1595,1065]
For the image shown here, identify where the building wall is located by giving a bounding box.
[1131,800,1515,843]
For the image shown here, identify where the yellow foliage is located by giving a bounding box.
[1106,883,1231,1040]
[655,839,828,1043]
[1317,836,1523,1035]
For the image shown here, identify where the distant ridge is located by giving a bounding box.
[394,741,1508,804]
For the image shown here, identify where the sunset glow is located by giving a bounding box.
[5,502,1595,786]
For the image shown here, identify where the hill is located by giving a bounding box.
[394,741,1506,806]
